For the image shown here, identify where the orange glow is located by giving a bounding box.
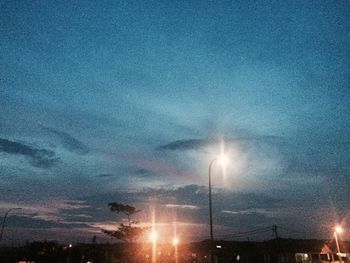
[172,237,179,246]
[149,231,158,242]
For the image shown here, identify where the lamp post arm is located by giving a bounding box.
[0,208,21,243]
[0,210,12,242]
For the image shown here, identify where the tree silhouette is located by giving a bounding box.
[102,202,148,243]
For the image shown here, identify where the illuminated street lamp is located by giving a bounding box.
[149,230,158,263]
[149,230,158,243]
[334,226,343,255]
[172,237,179,246]
[208,153,228,263]
[172,237,179,263]
[0,207,21,243]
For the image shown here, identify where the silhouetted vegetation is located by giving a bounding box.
[0,239,350,263]
[102,202,149,243]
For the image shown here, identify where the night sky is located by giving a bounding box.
[1,0,350,244]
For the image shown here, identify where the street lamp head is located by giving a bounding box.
[335,226,343,234]
[149,231,158,242]
[172,237,179,246]
[216,153,228,167]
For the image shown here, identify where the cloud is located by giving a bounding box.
[165,204,200,209]
[157,136,282,151]
[221,208,274,217]
[42,127,89,154]
[157,138,214,151]
[0,138,59,168]
[133,168,157,177]
[0,199,93,232]
[96,173,116,178]
[9,215,67,229]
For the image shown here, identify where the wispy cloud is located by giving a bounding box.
[0,200,91,225]
[165,204,200,209]
[134,169,153,177]
[221,208,275,217]
[157,136,282,151]
[42,127,89,154]
[157,138,214,151]
[96,173,115,178]
[0,138,59,168]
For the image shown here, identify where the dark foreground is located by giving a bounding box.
[1,238,349,263]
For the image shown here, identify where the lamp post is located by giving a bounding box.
[208,154,228,263]
[0,207,21,243]
[150,230,158,263]
[334,226,343,261]
[172,237,179,263]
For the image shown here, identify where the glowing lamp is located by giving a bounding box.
[172,237,179,246]
[335,226,343,234]
[149,231,158,242]
[217,153,228,167]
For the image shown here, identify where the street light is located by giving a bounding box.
[334,226,343,255]
[172,237,179,246]
[172,237,179,263]
[149,230,158,243]
[149,230,158,263]
[209,154,228,263]
[0,207,22,243]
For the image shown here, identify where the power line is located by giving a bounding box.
[187,225,330,241]
[278,226,325,236]
[188,226,275,240]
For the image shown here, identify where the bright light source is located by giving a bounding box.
[149,231,158,242]
[216,245,222,249]
[335,226,343,234]
[217,153,228,167]
[172,237,179,246]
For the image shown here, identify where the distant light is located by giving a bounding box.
[69,244,73,248]
[216,245,222,249]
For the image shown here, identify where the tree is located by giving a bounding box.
[102,202,148,243]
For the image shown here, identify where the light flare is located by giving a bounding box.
[172,237,179,246]
[218,139,229,185]
[151,206,157,263]
[335,225,343,234]
[149,230,158,242]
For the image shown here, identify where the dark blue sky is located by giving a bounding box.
[1,0,350,243]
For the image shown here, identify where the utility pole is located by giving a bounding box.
[272,225,279,239]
